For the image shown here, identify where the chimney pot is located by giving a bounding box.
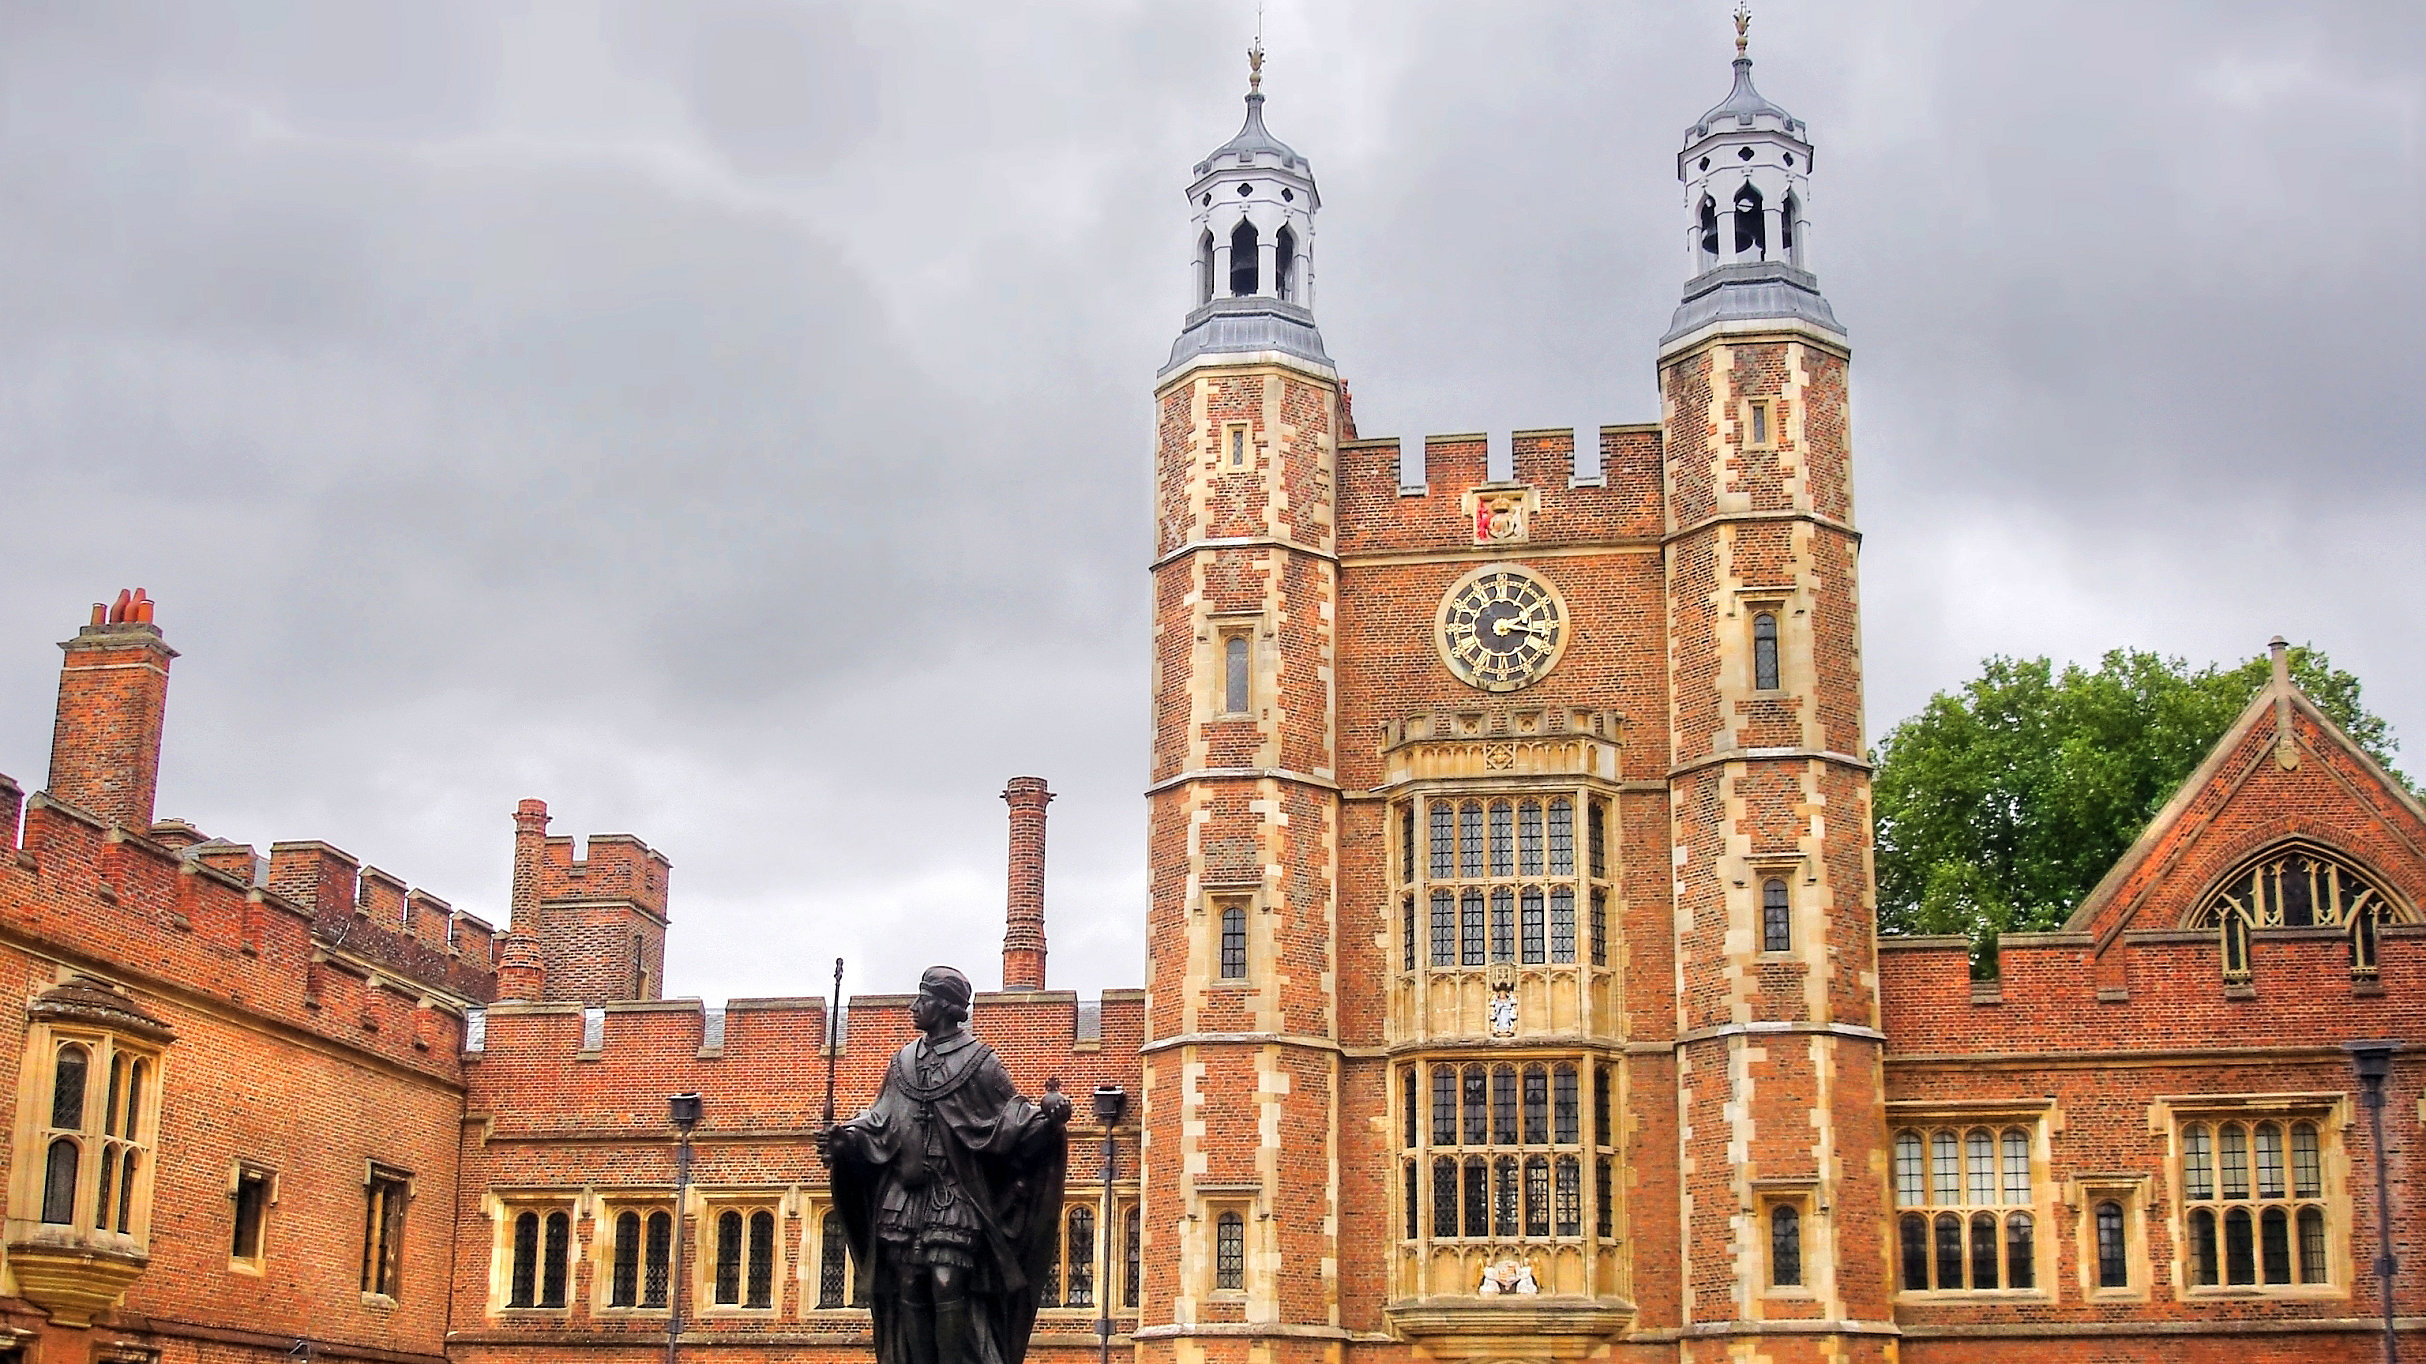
[48,594,177,831]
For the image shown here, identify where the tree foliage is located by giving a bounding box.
[1871,646,2411,966]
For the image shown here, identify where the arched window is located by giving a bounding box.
[1066,1206,1096,1307]
[715,1209,744,1305]
[1520,887,1545,963]
[1698,196,1719,265]
[1214,1211,1245,1289]
[747,1209,777,1308]
[1523,1155,1551,1236]
[1462,1065,1488,1145]
[2095,1200,2127,1287]
[1898,1213,1928,1290]
[1432,1157,1458,1237]
[509,1210,539,1307]
[819,1211,849,1307]
[1762,878,1791,952]
[1124,1204,1142,1306]
[1460,889,1486,967]
[542,1210,571,1307]
[1273,224,1297,301]
[1595,1157,1613,1237]
[1459,801,1484,877]
[1223,635,1250,713]
[1492,1156,1519,1235]
[1430,889,1455,966]
[1491,1066,1518,1145]
[40,1138,77,1226]
[1228,220,1259,296]
[1219,904,1247,979]
[1781,192,1801,264]
[644,1211,672,1307]
[1733,183,1766,258]
[611,1210,642,1307]
[2199,842,2406,982]
[1489,801,1514,877]
[1462,1157,1488,1236]
[2004,1212,2034,1288]
[1770,1204,1802,1287]
[51,1043,87,1132]
[1195,230,1215,306]
[1752,612,1780,690]
[1490,887,1515,962]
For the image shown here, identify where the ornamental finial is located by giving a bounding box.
[1248,38,1264,94]
[1734,1,1751,57]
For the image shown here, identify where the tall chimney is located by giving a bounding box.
[49,590,176,831]
[510,799,550,933]
[499,799,552,1000]
[1000,777,1053,990]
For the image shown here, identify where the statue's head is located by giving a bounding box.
[913,965,974,1029]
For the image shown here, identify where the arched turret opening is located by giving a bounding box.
[1733,183,1766,260]
[1697,196,1719,270]
[1273,224,1297,302]
[1780,192,1800,265]
[1196,231,1215,306]
[1229,219,1260,296]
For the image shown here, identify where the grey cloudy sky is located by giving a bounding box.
[1,1,2419,1006]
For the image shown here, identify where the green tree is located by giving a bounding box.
[1871,646,2411,970]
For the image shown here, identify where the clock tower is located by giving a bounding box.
[1142,18,1884,1364]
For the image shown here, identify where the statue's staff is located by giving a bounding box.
[823,957,845,1129]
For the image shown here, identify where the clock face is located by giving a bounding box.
[1436,565,1567,693]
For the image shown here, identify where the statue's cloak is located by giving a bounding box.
[829,1029,1067,1364]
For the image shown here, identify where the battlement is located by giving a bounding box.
[1878,925,2426,1057]
[0,780,488,1081]
[536,831,671,922]
[464,987,1147,1145]
[1337,424,1665,556]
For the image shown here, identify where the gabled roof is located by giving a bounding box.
[2065,649,2426,951]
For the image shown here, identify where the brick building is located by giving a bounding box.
[0,26,2418,1364]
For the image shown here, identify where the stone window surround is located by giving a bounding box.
[226,1160,278,1275]
[486,1191,578,1315]
[2153,1092,2349,1300]
[11,1021,167,1253]
[593,1193,676,1316]
[1750,1176,1820,1301]
[1885,1098,2057,1303]
[693,1189,788,1316]
[2067,1172,2153,1303]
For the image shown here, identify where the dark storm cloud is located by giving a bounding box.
[0,1,2416,1005]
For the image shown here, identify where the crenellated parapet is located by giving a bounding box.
[0,784,488,1078]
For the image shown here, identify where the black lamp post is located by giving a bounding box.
[1092,1085,1129,1364]
[2347,1042,2401,1364]
[667,1092,703,1364]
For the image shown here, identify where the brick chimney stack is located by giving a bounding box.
[1000,777,1052,991]
[510,799,549,933]
[49,589,176,831]
[497,799,551,1000]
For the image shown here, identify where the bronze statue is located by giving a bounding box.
[819,965,1072,1364]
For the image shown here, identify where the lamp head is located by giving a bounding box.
[669,1091,704,1131]
[2345,1040,2401,1087]
[1092,1084,1129,1126]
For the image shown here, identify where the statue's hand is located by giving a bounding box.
[1039,1088,1073,1126]
[816,1124,852,1166]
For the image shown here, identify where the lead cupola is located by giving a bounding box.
[1664,7,1843,348]
[1164,41,1331,377]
